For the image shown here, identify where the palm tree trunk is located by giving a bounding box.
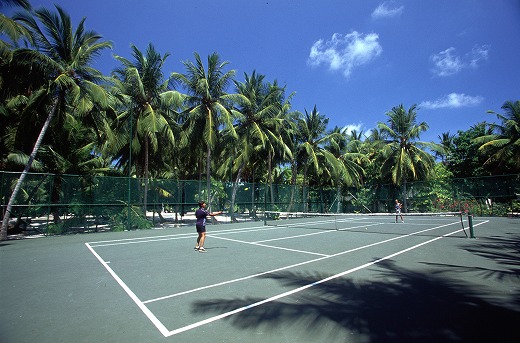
[251,168,256,216]
[206,144,211,209]
[268,150,274,206]
[230,164,244,222]
[402,181,407,213]
[303,164,309,213]
[143,138,149,214]
[1,99,58,240]
[336,184,342,213]
[175,181,181,223]
[198,158,203,198]
[287,159,297,213]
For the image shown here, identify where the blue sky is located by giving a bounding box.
[6,0,520,142]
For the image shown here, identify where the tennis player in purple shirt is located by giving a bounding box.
[194,200,222,252]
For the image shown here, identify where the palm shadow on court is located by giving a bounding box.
[191,236,520,343]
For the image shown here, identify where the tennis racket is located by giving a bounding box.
[215,199,232,223]
[222,199,232,214]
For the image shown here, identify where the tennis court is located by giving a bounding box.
[1,214,519,342]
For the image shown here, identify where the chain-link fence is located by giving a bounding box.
[1,171,519,236]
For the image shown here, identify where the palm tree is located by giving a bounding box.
[171,52,242,210]
[377,104,436,211]
[0,0,30,8]
[435,131,455,163]
[474,100,520,173]
[219,71,289,220]
[282,109,300,212]
[266,82,295,203]
[0,0,32,61]
[296,105,343,212]
[110,43,183,212]
[356,128,390,210]
[443,123,493,178]
[1,5,112,240]
[1,1,33,168]
[324,126,366,212]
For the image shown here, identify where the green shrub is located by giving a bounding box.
[109,205,153,231]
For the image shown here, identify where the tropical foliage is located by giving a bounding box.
[1,3,518,238]
[377,104,436,209]
[1,4,112,239]
[475,101,520,174]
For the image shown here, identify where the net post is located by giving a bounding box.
[459,212,468,238]
[468,214,476,238]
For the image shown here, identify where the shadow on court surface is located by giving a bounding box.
[192,235,520,343]
[1,217,519,343]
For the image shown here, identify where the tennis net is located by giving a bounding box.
[262,211,467,234]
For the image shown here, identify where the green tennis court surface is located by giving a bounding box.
[1,215,519,342]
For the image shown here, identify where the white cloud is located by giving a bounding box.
[308,31,382,78]
[431,45,489,76]
[372,2,404,19]
[343,123,363,135]
[431,48,463,76]
[420,93,484,109]
[468,45,489,68]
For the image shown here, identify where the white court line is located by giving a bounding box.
[209,222,382,256]
[87,224,283,247]
[143,220,461,304]
[86,218,487,338]
[164,220,489,337]
[84,242,170,337]
[86,213,472,247]
[212,235,330,257]
[88,232,193,245]
[87,216,367,248]
[90,234,194,247]
[252,223,381,243]
[85,212,372,247]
